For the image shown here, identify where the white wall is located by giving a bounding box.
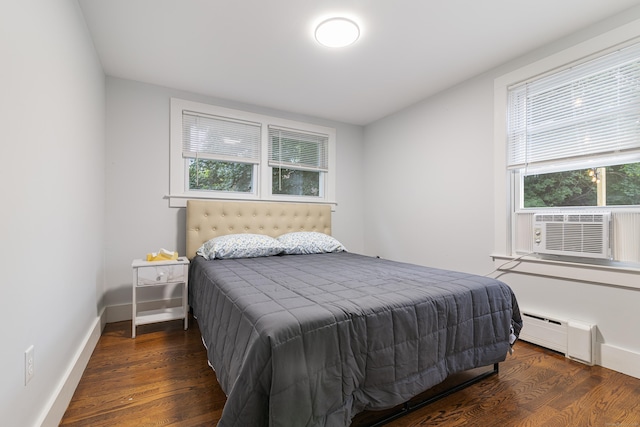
[363,76,495,273]
[0,1,106,426]
[104,77,365,314]
[363,7,640,377]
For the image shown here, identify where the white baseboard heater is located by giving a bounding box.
[520,311,596,365]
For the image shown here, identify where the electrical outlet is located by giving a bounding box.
[25,345,34,385]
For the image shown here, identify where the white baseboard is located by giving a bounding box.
[106,297,185,323]
[38,308,106,427]
[600,343,640,379]
[36,298,184,426]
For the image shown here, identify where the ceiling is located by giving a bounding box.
[79,0,640,126]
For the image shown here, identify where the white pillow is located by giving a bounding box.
[277,231,346,255]
[196,234,283,260]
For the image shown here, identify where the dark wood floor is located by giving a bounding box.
[61,316,640,426]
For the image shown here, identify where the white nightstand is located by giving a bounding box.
[131,257,189,338]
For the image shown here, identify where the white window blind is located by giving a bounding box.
[182,111,261,163]
[507,41,640,174]
[268,126,328,172]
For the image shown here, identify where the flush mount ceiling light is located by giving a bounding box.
[315,17,360,48]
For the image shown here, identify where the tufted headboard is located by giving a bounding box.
[186,200,332,259]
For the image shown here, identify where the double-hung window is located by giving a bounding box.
[508,41,640,210]
[504,40,640,264]
[169,98,336,207]
[183,112,261,194]
[268,126,328,197]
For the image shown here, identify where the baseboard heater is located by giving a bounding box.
[519,311,596,365]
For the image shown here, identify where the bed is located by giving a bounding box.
[186,200,522,427]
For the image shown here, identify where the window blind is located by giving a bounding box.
[507,41,640,174]
[268,126,328,172]
[182,111,261,163]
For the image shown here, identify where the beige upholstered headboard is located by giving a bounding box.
[186,200,332,259]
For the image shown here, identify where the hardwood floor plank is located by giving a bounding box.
[61,317,640,426]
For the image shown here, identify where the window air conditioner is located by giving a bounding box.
[532,212,611,259]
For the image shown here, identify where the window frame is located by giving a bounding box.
[169,98,336,208]
[494,21,640,263]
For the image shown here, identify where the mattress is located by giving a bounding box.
[188,252,522,427]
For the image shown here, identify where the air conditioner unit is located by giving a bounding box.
[532,212,611,259]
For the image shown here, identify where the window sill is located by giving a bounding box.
[166,193,337,209]
[490,254,640,291]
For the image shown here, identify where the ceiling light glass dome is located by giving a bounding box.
[315,18,360,48]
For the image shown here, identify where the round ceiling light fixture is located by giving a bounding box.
[315,17,360,48]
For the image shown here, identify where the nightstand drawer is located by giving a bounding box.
[136,264,185,286]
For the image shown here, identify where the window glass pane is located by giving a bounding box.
[524,169,596,207]
[183,112,260,162]
[507,42,640,170]
[188,158,253,192]
[271,138,321,168]
[523,162,640,208]
[606,162,640,206]
[268,127,328,171]
[272,168,321,196]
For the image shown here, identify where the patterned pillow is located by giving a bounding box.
[196,234,283,260]
[277,231,346,255]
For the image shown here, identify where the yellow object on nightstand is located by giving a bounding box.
[146,248,179,262]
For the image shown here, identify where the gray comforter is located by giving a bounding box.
[189,252,521,427]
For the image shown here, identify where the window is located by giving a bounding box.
[268,126,328,197]
[183,112,260,193]
[169,99,336,207]
[495,34,640,265]
[508,41,640,211]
